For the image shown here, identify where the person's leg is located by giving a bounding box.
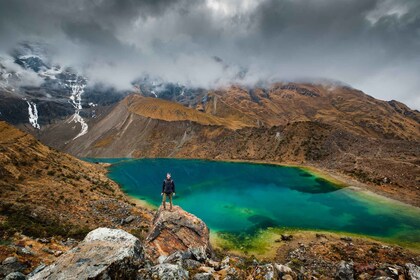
[169,193,173,210]
[162,193,167,209]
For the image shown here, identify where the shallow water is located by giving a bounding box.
[86,158,420,244]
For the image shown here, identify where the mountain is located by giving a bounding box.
[0,42,128,136]
[0,119,419,279]
[31,82,420,207]
[0,120,153,272]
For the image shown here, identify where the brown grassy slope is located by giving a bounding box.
[0,120,152,240]
[206,83,420,140]
[124,94,254,129]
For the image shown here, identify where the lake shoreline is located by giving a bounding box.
[95,157,420,257]
[96,156,419,209]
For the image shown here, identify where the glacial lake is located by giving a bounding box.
[86,158,420,247]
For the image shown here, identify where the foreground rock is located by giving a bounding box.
[146,205,213,260]
[29,228,145,280]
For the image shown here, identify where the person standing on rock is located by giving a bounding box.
[161,173,175,211]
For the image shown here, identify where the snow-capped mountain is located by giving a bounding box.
[0,42,128,137]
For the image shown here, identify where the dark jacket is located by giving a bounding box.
[162,179,175,194]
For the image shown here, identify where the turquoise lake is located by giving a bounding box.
[87,158,420,245]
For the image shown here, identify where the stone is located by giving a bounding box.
[122,215,137,225]
[220,256,230,270]
[340,237,353,242]
[42,247,54,254]
[274,264,296,279]
[158,255,167,264]
[198,266,216,274]
[162,251,187,265]
[2,257,18,265]
[219,266,241,280]
[28,228,145,280]
[335,261,354,280]
[183,259,202,270]
[274,263,293,274]
[4,272,26,280]
[17,246,34,255]
[189,246,208,262]
[253,263,277,279]
[0,257,26,278]
[53,250,63,257]
[38,238,50,244]
[357,273,372,280]
[61,237,77,247]
[138,263,189,280]
[385,266,398,276]
[206,259,220,270]
[193,272,215,280]
[405,263,420,280]
[281,234,293,241]
[146,206,213,260]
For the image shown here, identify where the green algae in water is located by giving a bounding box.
[87,158,420,247]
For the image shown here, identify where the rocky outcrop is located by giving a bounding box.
[18,219,419,280]
[146,206,213,260]
[28,228,145,280]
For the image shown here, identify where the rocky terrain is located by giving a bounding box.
[0,120,153,277]
[3,205,419,279]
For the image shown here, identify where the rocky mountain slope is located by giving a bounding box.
[0,120,153,276]
[35,83,420,206]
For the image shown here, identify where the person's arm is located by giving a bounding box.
[162,180,165,194]
[172,180,175,195]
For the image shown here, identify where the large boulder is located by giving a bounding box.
[29,227,145,280]
[146,206,213,260]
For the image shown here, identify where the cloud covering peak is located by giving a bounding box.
[0,0,419,108]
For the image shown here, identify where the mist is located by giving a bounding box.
[0,0,419,109]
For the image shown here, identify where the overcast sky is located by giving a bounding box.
[0,0,419,109]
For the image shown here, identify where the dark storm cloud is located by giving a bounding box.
[0,0,419,108]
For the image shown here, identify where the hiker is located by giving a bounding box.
[161,173,175,210]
